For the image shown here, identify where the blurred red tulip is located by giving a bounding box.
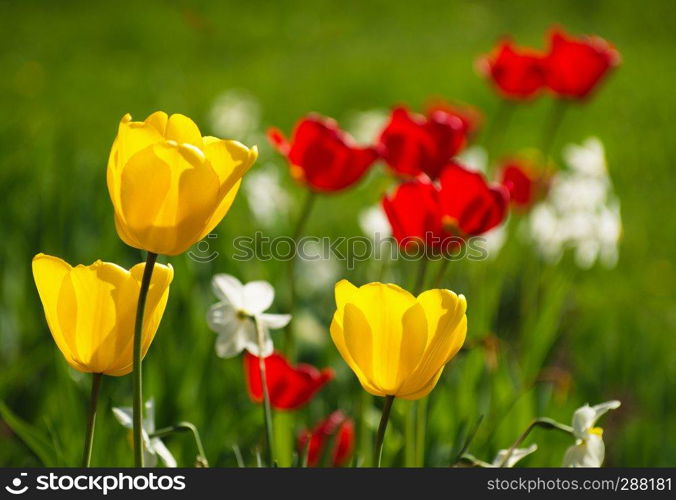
[478,40,546,100]
[382,177,447,251]
[245,352,333,410]
[426,99,483,138]
[545,28,620,99]
[298,411,355,467]
[378,107,467,180]
[438,162,509,236]
[268,115,378,192]
[499,161,537,208]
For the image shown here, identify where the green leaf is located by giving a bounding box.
[0,400,57,466]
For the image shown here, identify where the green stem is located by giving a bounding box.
[149,422,209,467]
[285,190,318,355]
[484,99,515,170]
[412,257,429,295]
[404,401,415,466]
[498,417,573,467]
[374,395,395,467]
[540,99,569,164]
[132,251,158,468]
[431,258,451,289]
[414,396,428,466]
[81,373,102,467]
[253,316,276,466]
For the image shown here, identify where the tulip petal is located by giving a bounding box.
[401,290,467,394]
[165,113,203,148]
[348,283,417,393]
[398,366,445,400]
[342,303,383,396]
[32,254,84,371]
[334,279,358,315]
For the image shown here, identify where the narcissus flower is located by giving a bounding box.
[244,352,333,410]
[563,400,620,467]
[268,115,378,192]
[545,29,620,99]
[113,400,177,467]
[478,40,546,100]
[207,274,290,358]
[378,107,467,179]
[492,444,538,468]
[330,280,467,399]
[107,112,257,256]
[32,254,173,376]
[298,411,355,467]
[439,162,509,237]
[381,178,447,251]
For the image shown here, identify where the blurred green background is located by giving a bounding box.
[1,0,674,467]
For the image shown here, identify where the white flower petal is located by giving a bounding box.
[151,438,178,468]
[591,400,621,424]
[259,313,292,329]
[215,328,246,359]
[572,405,597,438]
[242,281,275,315]
[143,399,155,433]
[207,303,238,332]
[112,407,133,429]
[212,274,244,308]
[563,435,605,467]
[492,444,538,467]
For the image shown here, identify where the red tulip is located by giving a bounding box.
[298,411,355,467]
[438,163,509,236]
[499,160,545,209]
[378,107,467,180]
[426,99,483,138]
[478,40,546,100]
[244,352,333,410]
[545,28,620,99]
[268,115,378,192]
[382,178,447,251]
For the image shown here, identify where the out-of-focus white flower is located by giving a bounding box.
[491,444,538,467]
[244,164,291,227]
[209,89,261,142]
[345,109,389,146]
[563,400,621,467]
[563,137,607,177]
[297,240,341,294]
[528,137,621,268]
[359,205,391,240]
[113,400,176,467]
[207,275,290,358]
[457,145,488,173]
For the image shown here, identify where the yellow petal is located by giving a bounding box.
[334,279,358,315]
[398,367,445,400]
[145,111,169,134]
[341,303,385,396]
[118,142,221,255]
[195,139,258,241]
[401,289,467,394]
[348,283,417,393]
[165,113,203,148]
[31,254,84,371]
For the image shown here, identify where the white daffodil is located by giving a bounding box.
[207,274,290,358]
[492,444,538,467]
[563,400,621,467]
[113,400,176,468]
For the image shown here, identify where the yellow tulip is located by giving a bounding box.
[107,112,258,256]
[330,280,467,400]
[32,254,174,376]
